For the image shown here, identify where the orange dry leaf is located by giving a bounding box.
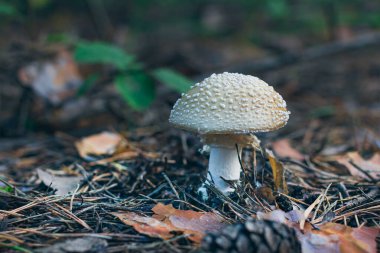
[90,151,139,165]
[90,150,160,165]
[15,157,39,169]
[112,203,225,243]
[272,139,304,160]
[258,209,379,253]
[111,212,176,240]
[75,131,128,159]
[266,149,288,194]
[75,132,159,163]
[152,203,225,242]
[336,152,380,180]
[301,222,379,253]
[18,48,82,105]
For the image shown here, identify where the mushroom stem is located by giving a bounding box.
[207,145,242,193]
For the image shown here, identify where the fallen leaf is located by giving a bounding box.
[15,157,39,169]
[336,152,380,181]
[258,209,379,253]
[75,132,126,159]
[112,203,225,243]
[152,203,225,242]
[37,237,107,253]
[257,209,304,224]
[272,139,304,160]
[300,194,323,230]
[90,151,139,165]
[111,212,176,240]
[301,222,379,253]
[256,209,288,223]
[266,149,288,194]
[320,144,349,156]
[255,186,275,203]
[18,48,82,105]
[37,169,82,196]
[88,150,159,165]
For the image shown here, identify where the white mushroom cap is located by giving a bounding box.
[169,72,290,135]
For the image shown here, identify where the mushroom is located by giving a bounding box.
[169,72,290,197]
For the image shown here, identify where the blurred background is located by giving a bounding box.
[0,0,379,139]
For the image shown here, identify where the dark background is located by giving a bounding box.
[0,0,379,138]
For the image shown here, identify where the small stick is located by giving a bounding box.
[70,184,81,212]
[162,173,180,200]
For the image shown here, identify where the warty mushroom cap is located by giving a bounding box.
[169,72,290,135]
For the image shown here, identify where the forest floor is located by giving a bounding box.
[0,41,379,253]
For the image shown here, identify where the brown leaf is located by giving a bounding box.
[266,149,288,194]
[18,48,82,105]
[90,151,139,165]
[112,203,225,243]
[75,132,127,159]
[302,222,379,253]
[258,209,379,253]
[15,157,39,169]
[336,152,380,180]
[255,186,275,203]
[152,203,225,242]
[256,210,288,223]
[111,212,176,240]
[272,139,304,160]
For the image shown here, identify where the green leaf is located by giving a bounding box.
[151,68,192,93]
[0,2,19,17]
[0,185,13,193]
[309,105,336,119]
[115,72,155,110]
[28,0,51,10]
[74,41,135,70]
[46,33,75,44]
[6,245,32,253]
[266,0,288,19]
[76,74,99,97]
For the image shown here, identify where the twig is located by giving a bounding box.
[162,173,180,200]
[69,184,80,212]
[222,32,380,74]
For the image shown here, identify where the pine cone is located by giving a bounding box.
[202,219,301,253]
